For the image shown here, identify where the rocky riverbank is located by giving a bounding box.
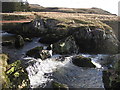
[1,10,120,89]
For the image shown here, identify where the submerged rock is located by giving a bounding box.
[52,36,79,55]
[72,55,96,68]
[14,35,24,48]
[26,46,51,59]
[52,81,69,90]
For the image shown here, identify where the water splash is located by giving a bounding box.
[25,56,71,88]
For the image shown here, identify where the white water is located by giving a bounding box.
[24,54,110,88]
[25,56,72,88]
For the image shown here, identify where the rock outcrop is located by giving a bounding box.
[73,27,119,54]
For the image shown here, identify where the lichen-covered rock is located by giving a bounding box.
[6,60,30,89]
[15,35,24,48]
[72,55,96,68]
[73,27,119,54]
[26,46,51,59]
[52,36,79,55]
[52,81,69,90]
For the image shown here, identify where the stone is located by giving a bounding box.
[6,60,30,89]
[52,36,79,55]
[0,54,30,89]
[26,46,51,59]
[14,35,24,48]
[72,55,96,68]
[52,81,69,90]
[26,46,43,58]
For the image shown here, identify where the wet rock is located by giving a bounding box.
[52,81,69,90]
[103,56,120,89]
[52,36,79,55]
[73,27,119,54]
[0,54,30,89]
[24,38,33,42]
[6,60,30,89]
[2,41,13,46]
[40,50,51,60]
[14,35,24,48]
[26,46,51,59]
[39,34,65,44]
[26,46,43,58]
[72,55,96,68]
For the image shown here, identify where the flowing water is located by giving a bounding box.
[1,31,117,89]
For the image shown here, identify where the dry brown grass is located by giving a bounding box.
[1,11,119,30]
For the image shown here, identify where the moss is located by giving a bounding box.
[6,60,30,89]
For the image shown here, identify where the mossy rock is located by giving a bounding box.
[6,60,30,89]
[52,81,69,90]
[72,56,96,68]
[0,55,30,89]
[53,35,79,55]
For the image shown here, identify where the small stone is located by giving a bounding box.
[72,55,96,68]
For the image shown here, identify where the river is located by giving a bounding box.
[1,31,117,89]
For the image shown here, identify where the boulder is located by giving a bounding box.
[52,81,69,90]
[72,55,96,68]
[26,46,51,59]
[52,36,79,55]
[73,27,119,54]
[6,60,30,89]
[0,54,30,89]
[102,54,120,89]
[14,35,24,48]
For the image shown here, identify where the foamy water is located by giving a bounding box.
[24,54,108,88]
[25,56,72,88]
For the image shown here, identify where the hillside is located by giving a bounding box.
[29,4,114,15]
